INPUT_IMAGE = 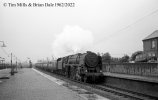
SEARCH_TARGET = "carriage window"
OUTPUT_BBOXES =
[148,53,152,57]
[151,40,156,49]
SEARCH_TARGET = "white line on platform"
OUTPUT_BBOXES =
[32,68,65,85]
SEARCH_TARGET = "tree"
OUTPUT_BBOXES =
[131,51,143,61]
[111,57,120,63]
[102,52,111,63]
[120,54,130,63]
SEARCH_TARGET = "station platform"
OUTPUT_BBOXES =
[0,68,85,100]
[103,72,158,98]
[0,68,109,100]
[103,72,158,83]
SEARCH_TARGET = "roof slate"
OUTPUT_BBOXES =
[143,30,158,41]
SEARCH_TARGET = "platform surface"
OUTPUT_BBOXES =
[0,68,85,100]
[0,68,109,100]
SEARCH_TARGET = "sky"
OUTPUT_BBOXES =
[0,0,158,63]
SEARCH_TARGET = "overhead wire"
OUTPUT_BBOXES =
[96,8,158,45]
[94,8,158,56]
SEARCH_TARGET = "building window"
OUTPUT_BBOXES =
[152,53,156,57]
[151,40,156,49]
[148,53,152,57]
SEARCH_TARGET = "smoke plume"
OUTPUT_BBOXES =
[52,25,94,58]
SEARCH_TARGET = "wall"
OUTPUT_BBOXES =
[102,63,158,76]
[143,39,151,52]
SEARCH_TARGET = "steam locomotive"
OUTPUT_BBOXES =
[35,51,103,83]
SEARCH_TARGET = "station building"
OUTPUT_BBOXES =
[142,30,158,60]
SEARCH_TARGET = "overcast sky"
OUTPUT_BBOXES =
[0,0,158,63]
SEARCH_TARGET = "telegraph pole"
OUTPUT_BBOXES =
[11,53,14,75]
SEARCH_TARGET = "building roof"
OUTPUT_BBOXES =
[143,30,158,41]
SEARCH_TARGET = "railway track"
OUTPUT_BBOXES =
[73,79,158,100]
[36,68,158,100]
[91,84,157,100]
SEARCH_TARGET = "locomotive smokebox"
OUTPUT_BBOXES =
[85,51,99,67]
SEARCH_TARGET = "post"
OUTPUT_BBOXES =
[2,59,4,69]
[1,59,4,69]
[0,60,2,69]
[16,57,17,72]
[29,60,32,68]
[47,57,49,69]
[11,53,14,75]
[4,59,6,69]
